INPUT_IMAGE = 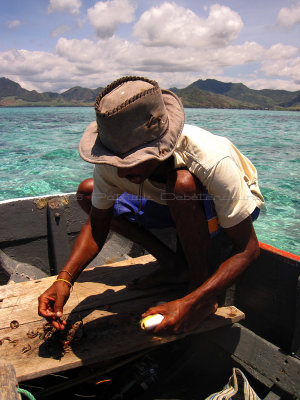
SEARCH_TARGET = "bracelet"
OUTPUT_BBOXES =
[56,278,73,289]
[59,270,73,279]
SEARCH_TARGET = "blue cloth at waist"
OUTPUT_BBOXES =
[113,192,260,232]
[114,193,174,229]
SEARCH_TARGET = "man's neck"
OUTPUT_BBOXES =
[149,156,174,183]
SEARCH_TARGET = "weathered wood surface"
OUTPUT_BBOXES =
[235,247,300,352]
[208,323,300,398]
[0,361,20,400]
[0,255,244,382]
[0,194,87,275]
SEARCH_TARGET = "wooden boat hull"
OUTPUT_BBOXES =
[0,194,299,398]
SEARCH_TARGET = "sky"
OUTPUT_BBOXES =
[0,0,300,93]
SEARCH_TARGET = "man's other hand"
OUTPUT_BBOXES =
[142,297,217,335]
[38,281,70,330]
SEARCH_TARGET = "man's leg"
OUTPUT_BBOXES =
[166,169,212,290]
[161,168,218,328]
[76,179,188,286]
[77,178,94,214]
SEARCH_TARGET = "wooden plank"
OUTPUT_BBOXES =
[0,304,244,382]
[0,255,163,327]
[0,254,155,301]
[0,255,156,314]
[0,256,245,382]
[264,388,285,400]
[208,323,300,397]
[0,361,20,400]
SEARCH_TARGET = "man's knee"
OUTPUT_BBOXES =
[166,169,209,241]
[77,178,94,197]
[167,169,200,200]
[76,178,93,213]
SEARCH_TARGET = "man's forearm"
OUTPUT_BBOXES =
[59,221,104,281]
[184,216,261,306]
[183,243,260,308]
[58,206,113,282]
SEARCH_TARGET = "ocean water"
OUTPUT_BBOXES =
[0,107,299,255]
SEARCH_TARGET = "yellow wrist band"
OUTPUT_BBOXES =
[56,278,73,289]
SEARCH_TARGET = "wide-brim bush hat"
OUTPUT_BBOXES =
[79,76,185,168]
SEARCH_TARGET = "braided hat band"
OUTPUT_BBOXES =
[79,76,185,168]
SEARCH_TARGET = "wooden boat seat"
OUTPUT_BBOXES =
[0,255,244,382]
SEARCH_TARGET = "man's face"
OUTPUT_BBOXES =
[117,159,161,184]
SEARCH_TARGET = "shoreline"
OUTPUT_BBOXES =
[0,105,299,111]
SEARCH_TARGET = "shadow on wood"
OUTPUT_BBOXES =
[0,255,244,382]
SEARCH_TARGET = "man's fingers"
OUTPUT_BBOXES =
[142,306,163,318]
[38,296,54,318]
[152,318,168,334]
[43,314,66,330]
[53,296,65,316]
[142,310,153,318]
[52,319,66,330]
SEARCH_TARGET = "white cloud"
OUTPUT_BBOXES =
[54,36,265,83]
[48,0,82,15]
[257,44,300,86]
[6,20,21,29]
[277,1,300,28]
[243,78,300,91]
[133,2,243,48]
[0,49,77,92]
[1,0,300,94]
[56,37,104,63]
[3,35,298,93]
[87,0,136,39]
[262,57,300,84]
[212,41,264,66]
[51,24,71,38]
[265,43,298,60]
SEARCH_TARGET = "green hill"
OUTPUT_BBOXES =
[0,77,299,110]
[188,79,300,109]
[0,77,104,107]
[170,85,255,109]
[61,86,103,102]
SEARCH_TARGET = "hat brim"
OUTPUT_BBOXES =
[78,90,184,168]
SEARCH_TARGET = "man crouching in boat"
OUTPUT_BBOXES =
[38,76,264,334]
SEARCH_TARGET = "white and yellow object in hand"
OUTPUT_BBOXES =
[140,314,164,330]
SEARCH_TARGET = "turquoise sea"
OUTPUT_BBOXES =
[0,107,299,255]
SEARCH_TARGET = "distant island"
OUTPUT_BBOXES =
[0,77,299,111]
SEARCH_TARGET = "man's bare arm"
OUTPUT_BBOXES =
[38,206,113,329]
[192,215,260,299]
[59,206,114,280]
[143,216,260,333]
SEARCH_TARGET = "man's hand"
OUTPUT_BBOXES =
[142,297,218,335]
[38,281,71,330]
[38,206,113,330]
